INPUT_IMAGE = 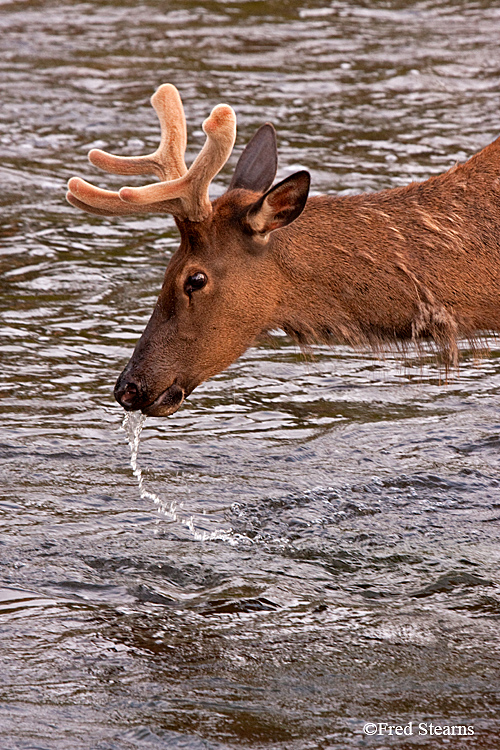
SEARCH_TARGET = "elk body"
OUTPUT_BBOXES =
[67,84,500,417]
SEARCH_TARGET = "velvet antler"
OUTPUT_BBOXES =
[66,84,237,222]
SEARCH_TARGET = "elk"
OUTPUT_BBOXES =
[67,84,500,417]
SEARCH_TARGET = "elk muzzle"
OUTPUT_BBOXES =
[114,370,185,417]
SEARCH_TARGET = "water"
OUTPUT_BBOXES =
[122,412,238,543]
[1,1,500,748]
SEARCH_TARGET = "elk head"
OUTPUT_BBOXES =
[67,84,310,416]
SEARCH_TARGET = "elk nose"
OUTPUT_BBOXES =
[114,379,144,411]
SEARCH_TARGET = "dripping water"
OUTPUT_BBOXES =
[122,412,241,545]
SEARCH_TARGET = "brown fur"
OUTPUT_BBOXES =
[110,132,500,415]
[272,138,500,365]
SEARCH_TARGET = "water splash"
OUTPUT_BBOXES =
[122,412,241,545]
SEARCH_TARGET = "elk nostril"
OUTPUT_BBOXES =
[114,380,141,410]
[121,384,138,404]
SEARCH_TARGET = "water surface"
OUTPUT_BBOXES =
[1,1,500,748]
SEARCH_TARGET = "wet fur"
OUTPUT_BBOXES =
[268,135,500,367]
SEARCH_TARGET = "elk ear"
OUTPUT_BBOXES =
[229,123,278,193]
[246,171,310,237]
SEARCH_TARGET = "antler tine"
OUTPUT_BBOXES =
[118,103,237,222]
[88,84,188,181]
[66,178,132,216]
[66,177,185,216]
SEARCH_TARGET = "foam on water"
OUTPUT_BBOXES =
[122,412,241,545]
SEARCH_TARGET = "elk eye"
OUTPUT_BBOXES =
[184,272,208,296]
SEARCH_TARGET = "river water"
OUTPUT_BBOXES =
[1,1,500,748]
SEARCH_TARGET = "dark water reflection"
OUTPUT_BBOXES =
[1,1,500,748]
